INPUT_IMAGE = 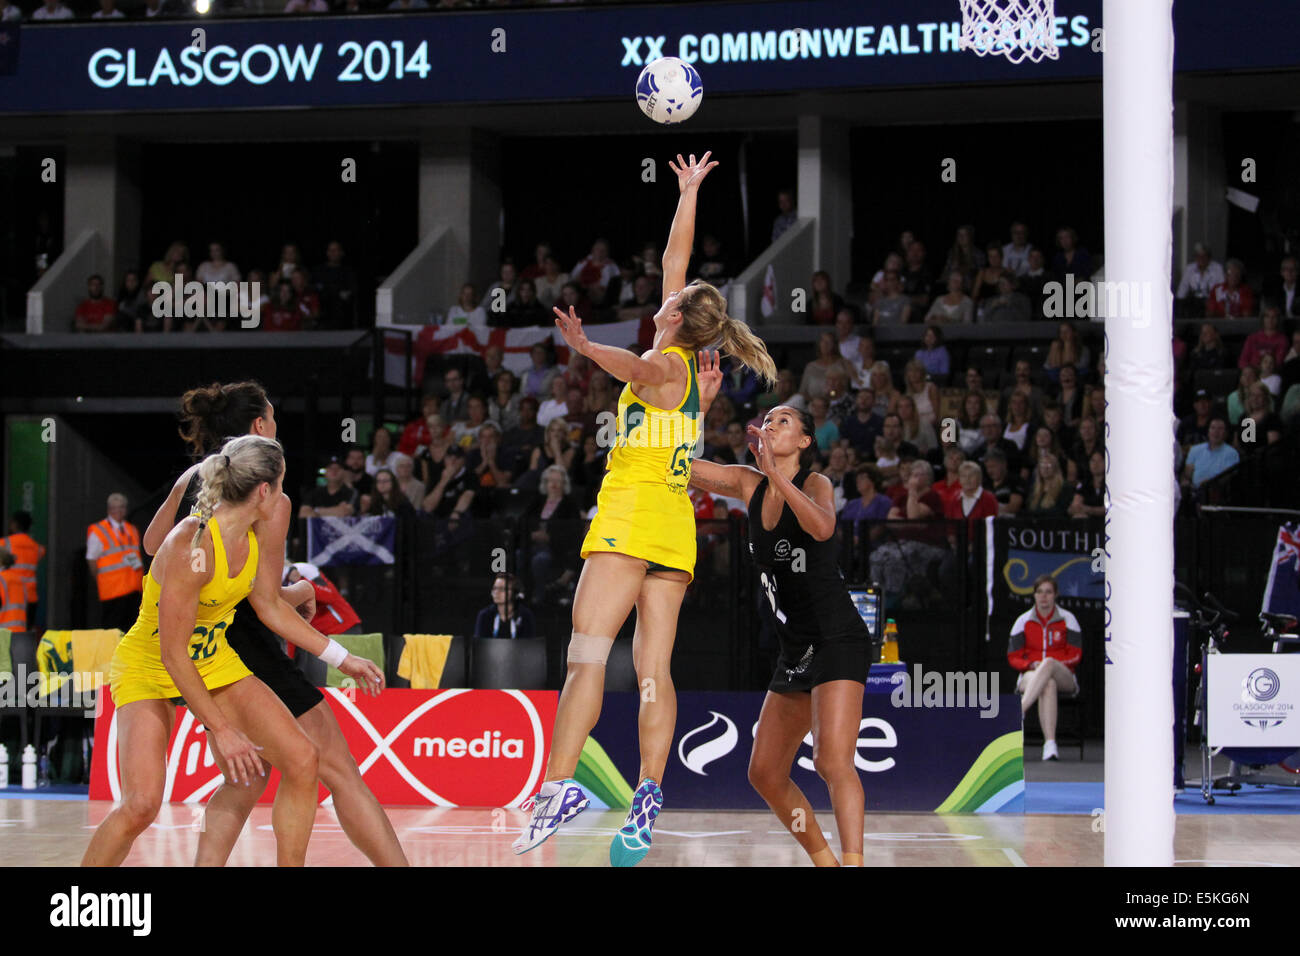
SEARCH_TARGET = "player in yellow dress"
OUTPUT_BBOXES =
[514,151,777,865]
[81,435,383,867]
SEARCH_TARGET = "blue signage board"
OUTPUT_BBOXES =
[0,0,1295,115]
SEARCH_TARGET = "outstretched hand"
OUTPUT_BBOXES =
[747,423,778,477]
[553,305,590,357]
[669,151,719,194]
[697,349,722,409]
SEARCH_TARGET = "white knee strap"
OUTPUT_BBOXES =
[567,632,615,665]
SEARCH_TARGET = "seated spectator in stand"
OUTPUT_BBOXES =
[242,268,270,325]
[520,343,557,401]
[315,240,358,328]
[1044,322,1091,382]
[1281,330,1300,394]
[501,396,543,477]
[719,357,760,417]
[520,243,552,281]
[1052,227,1093,283]
[486,371,522,432]
[840,386,883,457]
[75,274,118,333]
[799,331,855,403]
[840,465,892,523]
[1021,426,1069,484]
[955,391,987,453]
[1259,351,1282,399]
[872,271,913,326]
[522,464,581,593]
[1018,248,1053,319]
[757,367,807,414]
[556,281,593,322]
[700,396,737,456]
[474,574,536,640]
[1239,304,1288,369]
[1009,574,1082,761]
[975,413,1022,474]
[288,268,319,326]
[440,367,471,422]
[972,245,1007,314]
[570,239,619,304]
[413,422,451,489]
[366,426,397,474]
[901,359,940,428]
[808,397,840,453]
[1189,322,1227,374]
[825,369,854,423]
[1068,450,1107,518]
[1176,242,1224,318]
[820,445,851,512]
[1003,391,1036,452]
[1235,383,1281,451]
[263,281,302,331]
[1227,366,1260,426]
[32,0,73,19]
[983,448,1024,515]
[999,360,1046,420]
[1040,401,1075,463]
[298,456,358,518]
[398,394,441,456]
[196,241,240,285]
[1177,389,1215,453]
[1181,416,1238,489]
[1206,259,1256,318]
[484,260,519,315]
[390,454,425,510]
[981,273,1031,324]
[870,252,906,303]
[533,255,567,309]
[1264,255,1299,319]
[341,445,373,497]
[146,241,187,286]
[693,234,732,284]
[563,352,593,394]
[888,459,944,518]
[897,394,937,455]
[617,275,659,322]
[771,188,797,243]
[466,422,512,497]
[117,270,148,332]
[913,326,950,379]
[452,396,490,448]
[1002,221,1035,277]
[0,0,23,20]
[363,467,418,521]
[715,420,755,466]
[1055,364,1084,426]
[422,445,475,518]
[446,283,487,327]
[808,271,844,325]
[1082,383,1106,423]
[537,375,573,428]
[525,417,576,484]
[1024,455,1070,517]
[945,460,999,531]
[926,272,974,325]
[932,446,967,510]
[941,225,985,292]
[834,309,862,361]
[498,276,541,327]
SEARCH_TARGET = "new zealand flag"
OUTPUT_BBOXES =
[306,516,396,567]
[1261,522,1300,619]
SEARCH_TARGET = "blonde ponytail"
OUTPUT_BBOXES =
[674,279,778,387]
[190,434,285,548]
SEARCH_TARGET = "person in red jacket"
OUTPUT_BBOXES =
[1008,573,1082,761]
[943,461,999,534]
[1238,305,1288,369]
[1205,259,1256,318]
[283,562,361,637]
[397,393,441,456]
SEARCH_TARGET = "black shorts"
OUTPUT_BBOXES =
[226,611,325,719]
[768,635,870,694]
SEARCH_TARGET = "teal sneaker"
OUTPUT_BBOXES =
[609,778,662,867]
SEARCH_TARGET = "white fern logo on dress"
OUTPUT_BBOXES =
[677,711,738,775]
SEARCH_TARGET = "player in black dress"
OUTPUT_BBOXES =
[692,353,868,866]
[143,381,408,866]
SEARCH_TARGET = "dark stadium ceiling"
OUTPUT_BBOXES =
[0,71,1295,144]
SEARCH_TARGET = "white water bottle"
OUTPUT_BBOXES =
[0,743,8,788]
[21,744,36,790]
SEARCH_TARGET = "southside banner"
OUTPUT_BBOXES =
[2,0,1295,114]
[89,687,557,807]
[986,516,1104,642]
[582,690,1024,813]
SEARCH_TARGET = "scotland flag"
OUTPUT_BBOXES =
[307,516,396,567]
[1261,522,1300,619]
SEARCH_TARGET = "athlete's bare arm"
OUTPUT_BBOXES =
[143,464,199,556]
[688,459,762,502]
[661,151,718,303]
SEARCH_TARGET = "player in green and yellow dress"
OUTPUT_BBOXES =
[514,151,777,866]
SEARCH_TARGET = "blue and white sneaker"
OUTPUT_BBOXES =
[609,778,662,867]
[512,779,589,855]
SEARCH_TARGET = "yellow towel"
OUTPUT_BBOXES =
[35,630,73,697]
[397,634,453,689]
[72,629,122,692]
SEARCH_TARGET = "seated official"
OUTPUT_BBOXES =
[474,574,536,640]
[1008,574,1082,762]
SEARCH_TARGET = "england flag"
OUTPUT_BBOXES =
[1261,521,1300,619]
[307,516,396,567]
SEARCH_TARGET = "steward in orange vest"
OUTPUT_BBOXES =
[87,494,144,633]
[0,547,28,633]
[1,510,46,624]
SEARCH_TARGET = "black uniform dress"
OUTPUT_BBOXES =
[748,469,871,693]
[178,476,324,717]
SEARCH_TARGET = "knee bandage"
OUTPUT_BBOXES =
[567,632,615,665]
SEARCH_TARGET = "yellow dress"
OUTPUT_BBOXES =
[109,516,258,707]
[581,345,701,580]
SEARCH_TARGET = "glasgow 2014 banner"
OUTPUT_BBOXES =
[986,517,1104,641]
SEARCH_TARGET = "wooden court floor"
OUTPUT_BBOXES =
[3,801,1299,866]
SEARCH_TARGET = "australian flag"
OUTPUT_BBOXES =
[1261,521,1300,618]
[307,515,396,567]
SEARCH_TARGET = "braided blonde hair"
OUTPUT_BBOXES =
[190,434,285,548]
[672,280,777,386]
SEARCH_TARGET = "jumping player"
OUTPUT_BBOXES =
[143,381,407,866]
[688,381,870,867]
[82,436,381,866]
[513,152,777,866]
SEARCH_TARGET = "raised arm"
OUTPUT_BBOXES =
[689,459,762,501]
[662,151,717,301]
[751,425,837,542]
[143,464,200,556]
[554,305,679,388]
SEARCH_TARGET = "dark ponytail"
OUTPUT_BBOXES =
[179,381,270,458]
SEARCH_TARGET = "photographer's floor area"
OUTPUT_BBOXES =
[1,799,1299,867]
